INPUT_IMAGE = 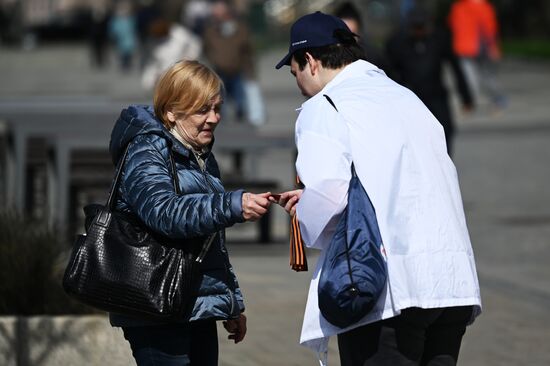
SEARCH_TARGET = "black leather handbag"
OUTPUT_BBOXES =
[62,144,215,320]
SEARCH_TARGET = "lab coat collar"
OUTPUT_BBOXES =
[297,60,381,111]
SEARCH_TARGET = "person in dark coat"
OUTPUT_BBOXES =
[386,6,473,156]
[334,1,388,72]
[89,5,111,68]
[202,0,254,122]
[108,60,271,365]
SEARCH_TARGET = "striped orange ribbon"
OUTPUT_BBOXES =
[290,214,308,271]
[290,175,308,272]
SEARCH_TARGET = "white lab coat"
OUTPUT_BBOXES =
[294,60,481,364]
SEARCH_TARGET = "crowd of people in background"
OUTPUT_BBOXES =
[86,0,506,147]
[88,0,265,126]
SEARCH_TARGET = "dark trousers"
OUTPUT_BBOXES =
[338,306,474,366]
[217,71,246,121]
[122,321,218,366]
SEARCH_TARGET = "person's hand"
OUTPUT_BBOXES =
[223,313,247,344]
[269,189,303,216]
[242,192,271,221]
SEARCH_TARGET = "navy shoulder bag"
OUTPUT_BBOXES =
[317,95,387,328]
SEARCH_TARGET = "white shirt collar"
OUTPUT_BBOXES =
[297,60,381,111]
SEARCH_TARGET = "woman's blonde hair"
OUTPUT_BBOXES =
[154,60,223,129]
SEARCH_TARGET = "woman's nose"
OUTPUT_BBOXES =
[207,108,220,123]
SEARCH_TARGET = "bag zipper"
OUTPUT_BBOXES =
[345,175,359,296]
[345,235,358,296]
[196,234,216,263]
[194,151,238,316]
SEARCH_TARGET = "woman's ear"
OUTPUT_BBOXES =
[166,111,176,123]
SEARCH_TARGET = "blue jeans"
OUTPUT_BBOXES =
[122,321,218,366]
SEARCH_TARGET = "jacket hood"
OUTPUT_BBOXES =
[109,104,188,165]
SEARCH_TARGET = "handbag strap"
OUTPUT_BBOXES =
[168,152,181,194]
[105,140,216,262]
[106,142,181,210]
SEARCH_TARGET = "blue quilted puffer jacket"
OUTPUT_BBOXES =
[108,105,245,327]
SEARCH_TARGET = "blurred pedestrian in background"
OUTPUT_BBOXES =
[89,2,111,69]
[135,0,160,69]
[141,18,201,90]
[109,0,137,72]
[0,3,9,44]
[334,1,388,71]
[182,0,212,36]
[448,0,507,111]
[386,6,473,156]
[400,0,417,21]
[202,0,255,123]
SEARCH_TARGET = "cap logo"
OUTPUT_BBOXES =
[291,40,308,46]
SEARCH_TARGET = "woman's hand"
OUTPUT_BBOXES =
[269,189,303,216]
[242,192,271,221]
[223,313,247,344]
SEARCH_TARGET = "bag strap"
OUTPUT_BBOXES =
[106,144,131,210]
[323,94,338,112]
[168,152,181,194]
[323,93,358,291]
[323,94,356,178]
[106,142,180,210]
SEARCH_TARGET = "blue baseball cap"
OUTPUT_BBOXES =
[275,11,353,69]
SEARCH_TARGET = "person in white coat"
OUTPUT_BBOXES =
[141,19,202,90]
[273,11,481,366]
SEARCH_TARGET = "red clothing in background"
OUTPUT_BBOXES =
[448,0,500,60]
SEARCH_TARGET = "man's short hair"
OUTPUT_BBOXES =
[292,35,365,71]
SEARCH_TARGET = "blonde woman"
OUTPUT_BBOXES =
[108,60,270,365]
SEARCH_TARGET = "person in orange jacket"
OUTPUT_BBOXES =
[448,0,507,109]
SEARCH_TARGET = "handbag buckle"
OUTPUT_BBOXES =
[96,210,111,227]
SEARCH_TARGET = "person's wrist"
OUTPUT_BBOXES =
[241,192,250,213]
[230,190,246,222]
